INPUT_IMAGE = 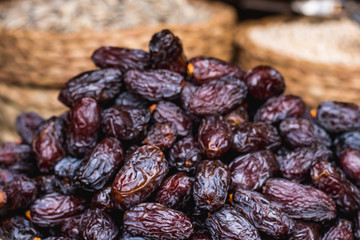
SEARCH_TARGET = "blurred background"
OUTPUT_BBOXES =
[0,0,359,142]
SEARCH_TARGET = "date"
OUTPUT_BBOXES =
[322,219,354,240]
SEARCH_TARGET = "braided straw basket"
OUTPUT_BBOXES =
[0,0,237,142]
[235,16,360,107]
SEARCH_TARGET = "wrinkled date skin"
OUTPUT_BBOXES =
[180,81,198,114]
[198,116,233,159]
[315,101,360,133]
[0,216,40,240]
[155,172,193,210]
[224,105,249,130]
[263,178,336,222]
[168,136,202,173]
[60,215,82,239]
[0,142,33,166]
[115,91,148,109]
[229,150,278,191]
[54,156,81,194]
[58,68,123,107]
[193,160,230,212]
[279,144,332,182]
[189,76,247,116]
[334,130,360,156]
[311,159,360,213]
[254,95,306,123]
[289,221,321,240]
[187,56,245,84]
[66,97,101,158]
[232,121,281,154]
[15,112,44,145]
[102,105,150,141]
[4,176,37,210]
[149,29,187,75]
[123,202,194,240]
[322,219,354,240]
[76,137,124,192]
[206,204,261,240]
[30,192,85,227]
[152,101,192,136]
[244,65,285,101]
[81,209,119,240]
[91,186,115,212]
[124,69,184,101]
[232,189,294,239]
[339,148,360,186]
[111,145,168,211]
[32,117,66,173]
[92,46,151,70]
[142,123,178,150]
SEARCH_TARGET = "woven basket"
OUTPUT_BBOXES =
[0,0,237,142]
[235,16,360,107]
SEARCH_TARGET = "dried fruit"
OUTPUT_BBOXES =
[322,219,354,240]
[0,142,33,166]
[15,112,44,145]
[339,147,360,186]
[289,221,321,240]
[4,176,37,210]
[81,209,119,240]
[142,123,178,150]
[224,105,249,130]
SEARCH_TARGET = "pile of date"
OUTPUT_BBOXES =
[1,29,360,240]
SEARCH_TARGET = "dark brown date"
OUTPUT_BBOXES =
[58,68,123,107]
[339,147,360,186]
[289,221,321,240]
[334,130,360,156]
[81,209,119,240]
[32,117,66,173]
[168,136,202,173]
[244,65,285,101]
[315,101,360,133]
[224,105,249,130]
[322,219,354,240]
[0,168,19,186]
[189,76,247,116]
[91,186,115,212]
[254,95,306,123]
[0,216,40,240]
[232,189,294,239]
[30,192,85,227]
[188,231,212,240]
[123,202,193,240]
[180,81,198,114]
[229,150,278,191]
[54,156,81,194]
[311,159,360,213]
[91,46,150,70]
[111,145,168,211]
[0,142,32,166]
[4,176,37,210]
[76,137,124,192]
[155,172,193,210]
[124,69,184,101]
[198,116,233,159]
[142,123,177,150]
[279,144,333,182]
[60,215,82,239]
[193,160,230,211]
[15,112,44,145]
[66,97,101,158]
[102,105,150,141]
[232,121,281,154]
[35,175,56,195]
[149,29,187,75]
[206,204,261,240]
[187,56,245,84]
[115,91,148,109]
[152,101,192,136]
[263,178,336,222]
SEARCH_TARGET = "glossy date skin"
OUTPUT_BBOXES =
[124,69,184,101]
[187,56,245,84]
[206,204,261,240]
[232,121,281,154]
[155,172,193,210]
[244,65,285,101]
[58,68,123,107]
[54,156,81,194]
[91,46,151,71]
[232,189,294,239]
[4,176,37,211]
[0,142,33,166]
[339,148,360,186]
[30,192,85,227]
[224,105,249,130]
[334,130,360,156]
[123,202,193,240]
[189,76,247,116]
[168,136,202,173]
[152,101,192,136]
[81,209,119,240]
[229,150,278,191]
[111,145,168,211]
[198,116,233,159]
[311,159,360,213]
[322,219,354,240]
[15,112,44,145]
[66,97,101,158]
[115,91,148,109]
[76,137,124,192]
[142,123,178,150]
[263,178,337,222]
[193,160,230,212]
[32,117,66,173]
[254,95,306,123]
[91,186,115,212]
[289,221,321,240]
[0,216,40,240]
[315,101,360,133]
